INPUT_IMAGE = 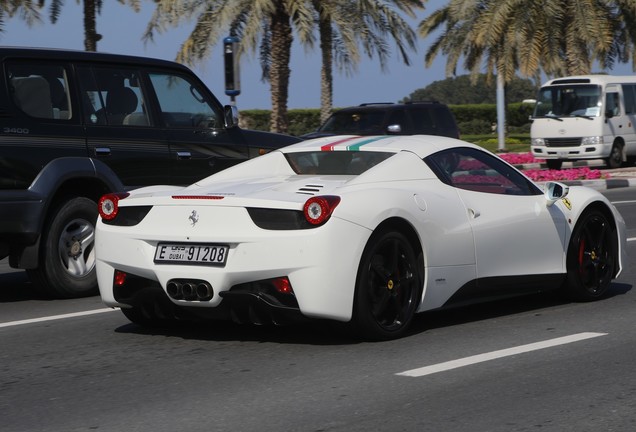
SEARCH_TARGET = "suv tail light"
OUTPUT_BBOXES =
[98,193,129,221]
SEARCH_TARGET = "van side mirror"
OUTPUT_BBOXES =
[544,181,569,206]
[224,105,239,128]
[605,110,614,119]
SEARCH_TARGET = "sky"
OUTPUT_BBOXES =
[2,1,635,111]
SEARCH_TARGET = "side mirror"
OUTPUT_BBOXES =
[605,110,614,119]
[224,105,239,128]
[387,124,402,134]
[544,181,569,206]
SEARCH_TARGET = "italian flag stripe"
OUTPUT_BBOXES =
[321,136,389,151]
[346,136,388,150]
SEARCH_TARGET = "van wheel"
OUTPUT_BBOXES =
[27,197,98,298]
[546,159,562,170]
[606,143,623,169]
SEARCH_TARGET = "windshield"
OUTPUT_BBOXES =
[285,151,394,175]
[318,110,387,134]
[533,84,602,118]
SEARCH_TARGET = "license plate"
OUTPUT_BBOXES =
[154,244,229,266]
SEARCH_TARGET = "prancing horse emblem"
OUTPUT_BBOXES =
[189,210,199,227]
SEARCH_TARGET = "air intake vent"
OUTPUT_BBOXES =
[296,184,324,195]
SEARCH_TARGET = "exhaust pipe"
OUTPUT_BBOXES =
[166,281,182,299]
[166,279,214,301]
[196,282,214,301]
[181,282,196,300]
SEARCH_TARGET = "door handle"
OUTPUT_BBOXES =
[176,151,192,159]
[95,147,111,156]
[468,208,480,219]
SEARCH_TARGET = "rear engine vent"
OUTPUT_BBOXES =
[296,184,324,195]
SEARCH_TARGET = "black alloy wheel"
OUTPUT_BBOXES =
[353,230,421,340]
[564,210,616,301]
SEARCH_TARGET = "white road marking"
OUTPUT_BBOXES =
[0,308,117,329]
[396,332,607,377]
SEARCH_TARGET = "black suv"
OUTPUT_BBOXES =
[0,47,300,298]
[302,101,460,139]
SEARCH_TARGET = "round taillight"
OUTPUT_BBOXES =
[98,193,129,221]
[303,196,341,226]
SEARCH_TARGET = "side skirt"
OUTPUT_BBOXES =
[442,274,566,309]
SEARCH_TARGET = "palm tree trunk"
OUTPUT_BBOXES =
[319,17,333,124]
[269,3,292,133]
[83,0,100,52]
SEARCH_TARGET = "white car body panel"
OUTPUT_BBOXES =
[95,135,627,331]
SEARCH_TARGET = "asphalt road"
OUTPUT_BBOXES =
[1,187,636,432]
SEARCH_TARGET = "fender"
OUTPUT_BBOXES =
[5,157,125,269]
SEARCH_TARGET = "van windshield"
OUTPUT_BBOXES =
[533,84,602,118]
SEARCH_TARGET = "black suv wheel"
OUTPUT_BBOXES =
[27,197,98,298]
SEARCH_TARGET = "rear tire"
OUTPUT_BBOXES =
[27,197,98,298]
[546,159,563,170]
[562,210,616,301]
[352,230,422,340]
[606,143,623,169]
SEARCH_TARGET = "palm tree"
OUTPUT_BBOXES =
[0,1,45,29]
[43,0,141,52]
[144,0,315,134]
[419,0,636,149]
[311,0,423,123]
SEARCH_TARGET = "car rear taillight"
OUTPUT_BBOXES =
[303,195,341,226]
[98,193,129,221]
[272,277,293,295]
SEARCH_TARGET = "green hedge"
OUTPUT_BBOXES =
[239,109,322,137]
[239,102,534,137]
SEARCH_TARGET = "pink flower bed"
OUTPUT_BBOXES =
[522,167,607,181]
[497,152,543,165]
[496,152,608,181]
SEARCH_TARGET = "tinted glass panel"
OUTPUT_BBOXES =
[78,67,149,126]
[318,110,387,134]
[149,73,221,128]
[285,151,393,175]
[534,84,601,117]
[8,62,72,120]
[623,84,636,114]
[426,147,541,196]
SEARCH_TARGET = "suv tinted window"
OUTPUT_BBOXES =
[149,72,222,129]
[409,106,455,135]
[320,109,386,135]
[304,102,459,139]
[77,67,149,126]
[8,62,72,120]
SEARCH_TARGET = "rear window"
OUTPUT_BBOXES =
[285,151,393,175]
[318,111,387,134]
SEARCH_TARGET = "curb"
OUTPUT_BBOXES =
[558,177,636,191]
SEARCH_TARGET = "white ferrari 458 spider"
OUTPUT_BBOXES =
[96,135,627,340]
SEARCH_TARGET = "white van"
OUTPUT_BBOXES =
[530,75,636,169]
